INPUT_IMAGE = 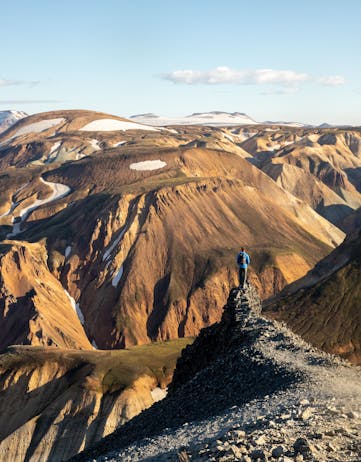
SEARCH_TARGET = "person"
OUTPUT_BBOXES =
[236,247,250,290]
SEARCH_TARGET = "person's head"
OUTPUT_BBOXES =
[241,247,245,252]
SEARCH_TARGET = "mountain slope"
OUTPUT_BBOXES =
[263,229,361,364]
[0,339,190,462]
[71,286,361,462]
[0,241,91,350]
[238,127,361,228]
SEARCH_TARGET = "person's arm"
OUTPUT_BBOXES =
[247,254,250,265]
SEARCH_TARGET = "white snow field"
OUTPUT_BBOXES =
[44,141,62,163]
[11,118,65,138]
[90,138,101,150]
[64,290,85,325]
[112,266,124,287]
[129,160,167,171]
[79,118,159,132]
[7,177,71,237]
[65,246,72,258]
[130,112,258,127]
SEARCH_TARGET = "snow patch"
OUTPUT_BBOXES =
[223,134,234,142]
[90,138,101,151]
[151,387,168,402]
[12,118,65,138]
[64,290,85,325]
[112,266,124,287]
[44,141,62,163]
[7,177,71,237]
[79,119,159,132]
[65,246,72,258]
[130,160,167,171]
[113,141,127,147]
[103,227,126,261]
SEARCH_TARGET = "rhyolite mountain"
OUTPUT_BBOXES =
[264,228,361,364]
[0,109,360,462]
[0,338,191,462]
[0,109,346,351]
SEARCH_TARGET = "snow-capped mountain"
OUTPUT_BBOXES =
[262,120,308,127]
[130,111,258,126]
[0,110,28,133]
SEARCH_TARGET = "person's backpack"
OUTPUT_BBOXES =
[237,252,247,266]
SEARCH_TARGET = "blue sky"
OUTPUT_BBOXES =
[1,0,361,124]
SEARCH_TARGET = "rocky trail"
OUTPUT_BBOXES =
[71,285,361,462]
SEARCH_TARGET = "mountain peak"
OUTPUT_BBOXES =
[0,110,28,133]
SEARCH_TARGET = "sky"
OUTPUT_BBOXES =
[1,0,361,125]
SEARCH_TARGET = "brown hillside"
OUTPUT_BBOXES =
[0,339,190,462]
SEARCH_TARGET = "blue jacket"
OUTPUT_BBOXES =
[237,251,250,269]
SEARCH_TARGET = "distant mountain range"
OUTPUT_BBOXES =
[130,111,308,127]
[0,110,28,133]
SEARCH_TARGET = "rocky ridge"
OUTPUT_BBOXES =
[71,286,361,461]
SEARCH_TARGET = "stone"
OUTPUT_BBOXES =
[327,442,338,452]
[271,445,284,458]
[254,435,267,445]
[242,456,252,462]
[250,448,267,460]
[326,406,339,415]
[347,411,359,419]
[299,407,314,420]
[233,430,247,440]
[293,437,314,456]
[177,450,190,462]
[230,444,245,459]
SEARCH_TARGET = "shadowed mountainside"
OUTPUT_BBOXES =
[263,229,361,364]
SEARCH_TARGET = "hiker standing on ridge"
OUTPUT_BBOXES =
[237,247,250,290]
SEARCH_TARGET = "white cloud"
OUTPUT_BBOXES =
[0,78,39,87]
[162,67,346,91]
[162,66,310,86]
[260,87,301,95]
[0,99,62,104]
[318,75,345,86]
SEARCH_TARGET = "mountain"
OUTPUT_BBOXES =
[0,338,190,462]
[0,110,27,133]
[1,109,360,461]
[263,228,361,364]
[262,120,308,127]
[71,286,361,462]
[236,126,361,228]
[0,110,345,352]
[130,111,258,126]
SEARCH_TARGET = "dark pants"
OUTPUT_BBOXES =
[238,267,247,289]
